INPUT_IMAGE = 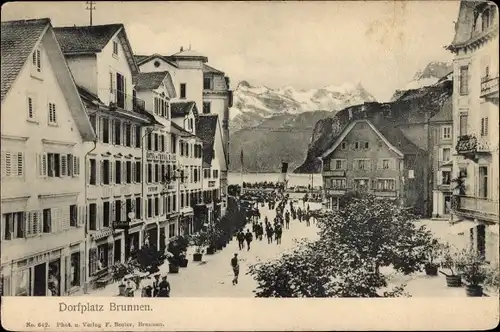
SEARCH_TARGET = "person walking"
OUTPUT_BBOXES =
[158,275,171,297]
[245,230,253,251]
[266,225,274,244]
[237,231,245,250]
[231,253,240,285]
[306,212,311,226]
[285,211,290,229]
[275,224,282,245]
[152,274,160,297]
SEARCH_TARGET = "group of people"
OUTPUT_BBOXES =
[142,274,171,297]
[242,181,285,190]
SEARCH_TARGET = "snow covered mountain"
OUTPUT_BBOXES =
[391,61,453,101]
[229,81,377,131]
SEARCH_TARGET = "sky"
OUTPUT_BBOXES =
[2,1,460,102]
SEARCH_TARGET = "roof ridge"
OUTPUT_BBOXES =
[54,23,123,29]
[1,18,50,26]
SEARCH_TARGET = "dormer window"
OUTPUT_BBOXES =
[112,41,119,57]
[180,83,187,99]
[203,77,213,90]
[32,48,42,72]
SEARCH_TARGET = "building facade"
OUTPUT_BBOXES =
[429,98,454,218]
[54,23,159,290]
[320,118,427,213]
[1,19,95,296]
[447,1,499,263]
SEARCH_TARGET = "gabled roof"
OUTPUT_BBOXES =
[170,101,198,118]
[203,64,225,75]
[134,53,178,68]
[171,49,207,62]
[171,121,195,137]
[320,119,421,160]
[1,18,96,141]
[195,114,218,166]
[1,18,50,101]
[54,24,139,72]
[132,71,176,98]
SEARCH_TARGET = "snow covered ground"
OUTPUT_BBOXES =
[85,203,467,298]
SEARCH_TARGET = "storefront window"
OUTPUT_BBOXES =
[15,269,30,296]
[48,260,60,296]
[97,244,108,270]
[70,252,80,287]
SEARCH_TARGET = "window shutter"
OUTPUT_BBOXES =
[89,248,97,276]
[121,200,126,222]
[111,201,116,224]
[97,204,102,230]
[99,117,104,142]
[26,212,33,237]
[60,155,67,177]
[16,152,24,176]
[74,156,80,176]
[110,160,114,184]
[11,153,18,177]
[110,120,115,145]
[5,152,11,177]
[20,212,27,238]
[65,255,70,295]
[100,161,104,184]
[36,49,41,71]
[352,161,357,171]
[122,161,126,183]
[131,162,136,183]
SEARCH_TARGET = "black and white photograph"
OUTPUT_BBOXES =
[0,0,498,329]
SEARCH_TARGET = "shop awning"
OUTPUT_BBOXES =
[449,220,477,235]
[488,224,499,235]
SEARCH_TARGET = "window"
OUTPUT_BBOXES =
[114,120,121,145]
[135,197,141,219]
[32,48,41,72]
[441,171,451,185]
[47,153,60,178]
[103,202,110,228]
[213,169,219,178]
[155,164,159,183]
[89,159,97,185]
[1,151,24,178]
[203,77,213,90]
[148,198,153,218]
[70,252,80,287]
[330,159,346,170]
[2,212,25,240]
[126,161,132,183]
[133,161,140,183]
[441,148,451,162]
[147,133,152,151]
[155,197,160,216]
[331,178,346,189]
[171,135,177,153]
[354,159,370,171]
[27,96,36,120]
[442,126,452,139]
[43,209,51,233]
[147,163,152,183]
[481,117,489,137]
[381,159,393,170]
[459,112,468,136]
[88,203,97,231]
[101,117,110,143]
[189,119,193,131]
[340,142,347,150]
[459,66,469,95]
[124,123,132,146]
[115,200,122,223]
[203,102,211,114]
[364,142,369,149]
[69,205,78,227]
[353,142,359,150]
[353,179,369,190]
[376,179,396,191]
[172,195,177,212]
[479,166,488,198]
[48,103,57,124]
[115,160,121,184]
[135,126,141,148]
[102,159,110,185]
[169,223,176,238]
[112,41,119,56]
[180,83,186,99]
[154,134,158,151]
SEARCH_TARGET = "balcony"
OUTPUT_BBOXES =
[109,90,143,112]
[456,135,492,162]
[455,195,499,223]
[208,181,216,188]
[323,170,346,177]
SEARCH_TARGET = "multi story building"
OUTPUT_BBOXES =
[135,50,231,216]
[1,18,95,296]
[132,71,181,249]
[447,1,499,263]
[53,23,158,290]
[319,117,427,213]
[429,98,454,218]
[197,114,225,220]
[170,102,205,232]
[202,64,232,207]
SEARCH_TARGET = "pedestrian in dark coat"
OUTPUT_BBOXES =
[158,276,171,297]
[237,231,245,250]
[285,211,290,229]
[275,225,282,244]
[266,226,274,244]
[245,230,253,251]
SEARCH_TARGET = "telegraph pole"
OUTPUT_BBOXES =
[86,1,96,26]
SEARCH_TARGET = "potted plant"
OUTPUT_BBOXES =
[190,231,208,262]
[424,239,446,276]
[439,245,462,287]
[118,279,127,296]
[168,235,190,268]
[456,248,487,297]
[178,252,188,268]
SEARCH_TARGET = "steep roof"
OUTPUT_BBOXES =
[54,24,139,72]
[203,64,225,75]
[195,114,218,166]
[170,101,198,118]
[1,18,50,101]
[171,121,195,137]
[132,71,176,98]
[429,97,452,123]
[372,121,422,155]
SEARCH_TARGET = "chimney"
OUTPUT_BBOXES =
[180,46,184,52]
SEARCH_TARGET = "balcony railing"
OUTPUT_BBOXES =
[323,170,346,177]
[109,90,145,112]
[455,195,499,222]
[456,135,492,160]
[480,74,499,98]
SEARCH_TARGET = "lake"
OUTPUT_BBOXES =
[228,172,323,187]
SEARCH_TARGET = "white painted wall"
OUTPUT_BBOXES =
[65,55,97,94]
[1,32,86,263]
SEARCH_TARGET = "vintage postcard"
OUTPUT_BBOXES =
[0,0,499,330]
